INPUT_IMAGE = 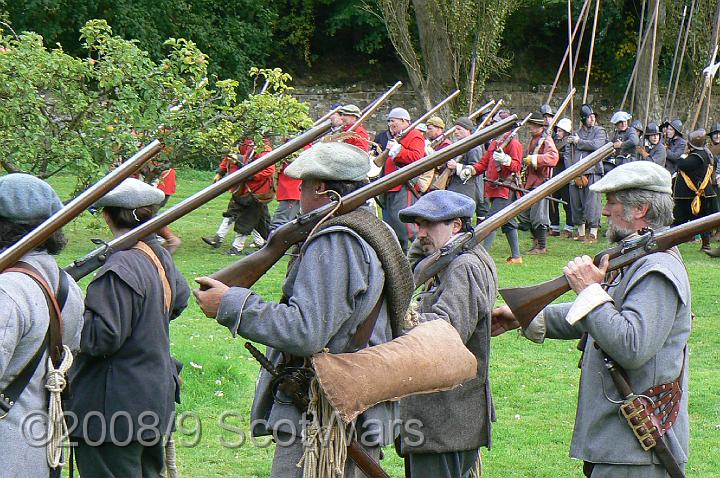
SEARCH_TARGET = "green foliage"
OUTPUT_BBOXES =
[0,20,310,188]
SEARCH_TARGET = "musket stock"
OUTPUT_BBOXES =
[501,209,720,328]
[0,140,162,272]
[412,142,614,286]
[209,116,520,287]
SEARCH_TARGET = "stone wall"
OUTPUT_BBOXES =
[294,82,718,140]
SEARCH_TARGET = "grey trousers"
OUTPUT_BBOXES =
[270,200,300,232]
[406,449,480,478]
[270,434,381,478]
[382,186,417,254]
[569,174,603,228]
[587,462,685,478]
[519,198,550,229]
[74,440,164,478]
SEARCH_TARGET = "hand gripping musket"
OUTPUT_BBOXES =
[209,115,519,287]
[372,90,461,168]
[244,343,391,478]
[64,120,334,281]
[500,209,720,329]
[429,99,496,149]
[413,142,613,286]
[0,141,162,273]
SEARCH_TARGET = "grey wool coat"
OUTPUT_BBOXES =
[67,237,190,444]
[566,124,608,175]
[400,243,498,454]
[527,249,691,469]
[216,225,397,446]
[0,251,84,478]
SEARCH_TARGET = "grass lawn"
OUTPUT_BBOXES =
[48,169,720,477]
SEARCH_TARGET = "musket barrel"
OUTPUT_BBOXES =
[65,121,334,280]
[347,81,402,133]
[210,115,520,288]
[0,140,163,272]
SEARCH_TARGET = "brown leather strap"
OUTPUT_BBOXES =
[6,262,64,366]
[344,294,384,353]
[132,242,172,314]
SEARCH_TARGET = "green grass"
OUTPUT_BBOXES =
[47,170,720,477]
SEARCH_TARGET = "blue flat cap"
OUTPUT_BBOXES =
[399,190,475,223]
[0,173,63,224]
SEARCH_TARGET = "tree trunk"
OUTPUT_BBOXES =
[412,0,456,106]
[633,0,665,126]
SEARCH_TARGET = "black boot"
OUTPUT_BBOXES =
[529,227,548,255]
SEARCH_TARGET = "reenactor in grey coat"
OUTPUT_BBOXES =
[493,161,691,477]
[195,142,411,478]
[399,190,498,478]
[445,116,488,220]
[663,119,687,174]
[565,104,608,243]
[638,122,667,168]
[0,174,84,478]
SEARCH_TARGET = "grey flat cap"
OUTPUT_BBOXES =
[454,116,474,131]
[590,161,672,195]
[95,178,165,209]
[399,190,475,223]
[0,173,63,224]
[338,104,362,118]
[387,107,411,122]
[285,142,370,182]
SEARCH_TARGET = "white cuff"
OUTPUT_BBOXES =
[522,311,546,343]
[531,154,538,168]
[564,282,613,325]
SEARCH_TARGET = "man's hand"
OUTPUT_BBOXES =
[446,159,458,170]
[613,140,623,149]
[563,254,609,293]
[387,140,402,158]
[212,173,222,183]
[193,277,230,318]
[567,134,579,145]
[493,150,512,166]
[491,305,521,337]
[523,154,537,167]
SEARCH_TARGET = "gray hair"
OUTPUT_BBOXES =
[615,189,674,229]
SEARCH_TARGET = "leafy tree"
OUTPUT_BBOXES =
[0,20,311,190]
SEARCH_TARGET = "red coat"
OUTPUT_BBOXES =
[523,134,559,189]
[220,140,275,196]
[384,129,426,192]
[276,161,301,201]
[473,136,522,199]
[156,168,176,195]
[434,137,452,150]
[343,123,370,152]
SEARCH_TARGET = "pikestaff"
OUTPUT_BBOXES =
[620,3,660,111]
[630,0,647,115]
[662,5,688,118]
[643,0,660,127]
[669,0,696,119]
[582,0,601,104]
[546,0,593,102]
[689,44,720,130]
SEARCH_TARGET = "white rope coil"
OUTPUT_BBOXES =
[299,378,349,478]
[45,345,73,469]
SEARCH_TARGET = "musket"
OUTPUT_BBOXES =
[64,121,334,281]
[209,115,519,287]
[478,99,505,129]
[498,113,532,151]
[373,90,461,167]
[534,88,576,155]
[483,178,567,205]
[244,342,390,478]
[500,209,720,329]
[430,99,496,149]
[0,141,162,272]
[312,105,341,127]
[412,142,614,286]
[347,81,403,133]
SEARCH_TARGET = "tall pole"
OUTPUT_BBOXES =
[568,0,575,129]
[546,0,593,102]
[643,0,659,127]
[630,0,647,115]
[620,5,659,110]
[669,0,695,119]
[572,3,591,80]
[663,5,688,118]
[583,0,602,104]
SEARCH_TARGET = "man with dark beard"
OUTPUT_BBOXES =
[492,161,691,477]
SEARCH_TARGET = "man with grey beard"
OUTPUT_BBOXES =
[492,161,691,478]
